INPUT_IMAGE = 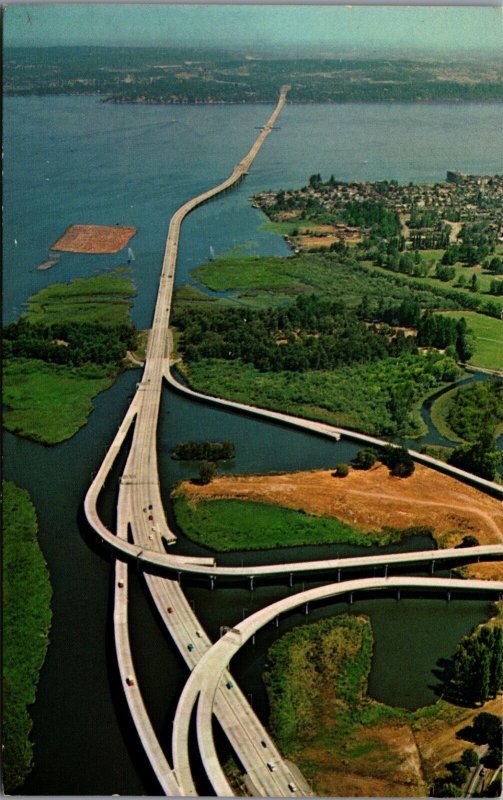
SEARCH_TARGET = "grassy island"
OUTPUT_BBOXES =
[3,270,138,445]
[264,613,502,797]
[2,480,52,793]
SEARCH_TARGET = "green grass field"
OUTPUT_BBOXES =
[192,254,465,314]
[4,271,137,445]
[23,269,135,325]
[3,359,114,444]
[172,494,430,551]
[2,481,52,793]
[439,311,503,371]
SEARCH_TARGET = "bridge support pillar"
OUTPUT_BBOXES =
[447,591,451,602]
[305,603,309,616]
[431,560,435,574]
[337,568,341,583]
[275,616,279,628]
[252,634,256,646]
[349,592,353,605]
[177,571,182,584]
[289,573,293,588]
[210,575,215,591]
[397,590,401,601]
[249,576,254,592]
[384,564,388,579]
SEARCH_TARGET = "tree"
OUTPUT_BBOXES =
[352,449,377,470]
[460,749,479,768]
[198,461,216,485]
[334,463,350,478]
[431,779,463,797]
[472,713,502,746]
[446,762,469,787]
[456,535,479,548]
[470,274,480,293]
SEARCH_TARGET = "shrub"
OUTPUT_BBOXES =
[352,448,377,470]
[198,460,216,485]
[334,463,350,478]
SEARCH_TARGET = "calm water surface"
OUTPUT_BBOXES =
[3,96,503,795]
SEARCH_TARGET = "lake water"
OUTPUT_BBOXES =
[3,96,502,795]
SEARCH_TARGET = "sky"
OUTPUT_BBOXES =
[4,4,503,55]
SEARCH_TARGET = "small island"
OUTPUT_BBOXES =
[171,440,235,461]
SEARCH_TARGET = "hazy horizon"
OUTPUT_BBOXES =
[4,4,503,57]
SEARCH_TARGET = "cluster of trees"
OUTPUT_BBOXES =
[173,294,420,374]
[448,432,502,481]
[432,713,503,797]
[344,200,401,240]
[410,225,451,251]
[367,298,474,362]
[430,750,477,798]
[441,223,496,267]
[345,446,415,478]
[366,254,502,318]
[448,625,502,706]
[3,319,136,369]
[172,440,235,461]
[446,380,503,442]
[380,445,415,477]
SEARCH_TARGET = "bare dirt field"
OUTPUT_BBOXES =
[182,464,503,579]
[52,224,136,253]
[304,717,426,797]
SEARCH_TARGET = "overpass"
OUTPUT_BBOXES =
[173,576,503,796]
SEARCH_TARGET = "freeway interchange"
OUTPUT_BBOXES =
[84,87,503,796]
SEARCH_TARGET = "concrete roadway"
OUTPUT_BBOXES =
[173,576,503,797]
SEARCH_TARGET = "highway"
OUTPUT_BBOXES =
[86,87,313,797]
[82,84,503,797]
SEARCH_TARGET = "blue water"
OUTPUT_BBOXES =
[4,95,503,795]
[4,97,503,327]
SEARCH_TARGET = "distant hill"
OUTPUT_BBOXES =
[5,46,503,103]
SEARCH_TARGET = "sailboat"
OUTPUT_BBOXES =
[209,245,215,261]
[127,247,135,262]
[14,239,18,247]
